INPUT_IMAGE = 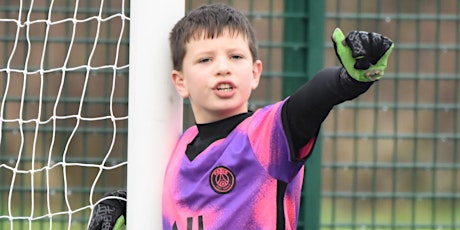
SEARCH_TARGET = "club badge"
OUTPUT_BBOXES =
[209,166,236,194]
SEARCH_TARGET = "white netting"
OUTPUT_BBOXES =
[0,0,129,229]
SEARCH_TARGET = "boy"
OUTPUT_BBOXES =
[89,3,393,230]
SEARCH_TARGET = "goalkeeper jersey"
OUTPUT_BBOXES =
[162,100,315,230]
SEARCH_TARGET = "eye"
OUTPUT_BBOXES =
[231,55,243,60]
[198,58,211,63]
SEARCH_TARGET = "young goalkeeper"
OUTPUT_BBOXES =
[89,3,393,230]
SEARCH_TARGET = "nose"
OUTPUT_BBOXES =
[215,57,231,76]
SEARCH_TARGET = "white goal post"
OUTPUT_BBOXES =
[128,0,184,229]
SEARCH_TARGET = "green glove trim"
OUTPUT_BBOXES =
[113,215,126,230]
[332,28,394,82]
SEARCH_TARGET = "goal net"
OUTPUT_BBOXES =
[0,0,129,229]
[0,0,184,228]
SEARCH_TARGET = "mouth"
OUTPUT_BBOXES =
[216,83,234,92]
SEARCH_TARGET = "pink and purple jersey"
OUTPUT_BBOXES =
[162,101,315,230]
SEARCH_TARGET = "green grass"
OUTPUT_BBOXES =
[1,221,87,230]
[1,204,91,230]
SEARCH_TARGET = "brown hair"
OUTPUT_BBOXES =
[169,3,258,71]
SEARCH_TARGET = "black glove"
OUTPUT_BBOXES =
[88,190,127,230]
[332,28,394,82]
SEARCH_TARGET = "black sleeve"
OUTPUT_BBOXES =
[281,66,373,160]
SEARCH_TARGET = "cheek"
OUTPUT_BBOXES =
[187,73,204,86]
[184,76,205,96]
[242,75,257,95]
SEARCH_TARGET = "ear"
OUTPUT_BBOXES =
[171,70,189,98]
[251,60,263,90]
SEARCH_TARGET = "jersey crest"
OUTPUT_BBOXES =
[209,166,235,194]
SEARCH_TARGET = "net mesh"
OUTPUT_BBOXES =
[0,0,129,229]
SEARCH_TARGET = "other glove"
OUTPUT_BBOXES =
[88,190,127,230]
[332,28,394,82]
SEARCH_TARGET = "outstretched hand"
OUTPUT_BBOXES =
[332,28,394,82]
[88,190,127,230]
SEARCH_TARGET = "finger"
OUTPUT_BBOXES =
[331,27,346,48]
[345,30,369,59]
[369,33,393,65]
[331,27,351,67]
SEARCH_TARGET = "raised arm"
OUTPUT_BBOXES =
[282,28,394,159]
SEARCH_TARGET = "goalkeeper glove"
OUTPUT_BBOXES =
[88,190,127,230]
[332,28,394,82]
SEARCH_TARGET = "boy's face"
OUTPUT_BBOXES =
[171,29,262,124]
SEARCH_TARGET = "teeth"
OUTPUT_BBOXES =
[217,83,232,91]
